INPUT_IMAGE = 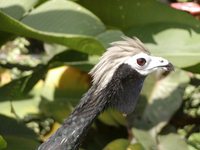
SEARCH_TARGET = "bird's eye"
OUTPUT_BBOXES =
[137,58,146,66]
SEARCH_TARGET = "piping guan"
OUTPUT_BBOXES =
[38,36,174,150]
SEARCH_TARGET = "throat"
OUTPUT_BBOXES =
[105,64,146,114]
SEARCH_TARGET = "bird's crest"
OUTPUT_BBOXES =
[90,36,150,90]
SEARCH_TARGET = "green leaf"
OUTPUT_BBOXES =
[102,138,146,150]
[0,97,41,118]
[79,0,200,69]
[158,134,188,150]
[0,115,37,138]
[132,128,157,150]
[0,0,39,19]
[0,68,45,118]
[21,65,47,94]
[96,30,124,48]
[103,139,130,150]
[0,65,47,101]
[0,0,105,55]
[0,31,14,46]
[128,143,145,150]
[0,135,7,150]
[21,0,105,36]
[40,66,90,121]
[0,76,29,101]
[183,62,200,74]
[131,70,190,150]
[48,50,88,64]
[132,129,188,150]
[129,25,200,69]
[188,133,200,150]
[0,115,39,150]
[140,70,190,134]
[98,109,127,127]
[4,136,39,150]
[79,0,200,29]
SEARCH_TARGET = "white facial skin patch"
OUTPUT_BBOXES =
[124,52,170,76]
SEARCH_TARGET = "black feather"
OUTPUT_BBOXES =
[38,63,146,150]
[104,63,146,113]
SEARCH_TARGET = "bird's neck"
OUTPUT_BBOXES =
[104,63,146,113]
[61,86,107,149]
[38,86,107,150]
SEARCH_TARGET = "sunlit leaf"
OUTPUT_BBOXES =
[132,129,188,150]
[0,97,41,118]
[158,134,188,150]
[0,80,43,118]
[136,70,190,135]
[103,139,144,150]
[128,143,145,150]
[98,109,127,127]
[188,133,200,150]
[0,65,47,101]
[40,66,90,121]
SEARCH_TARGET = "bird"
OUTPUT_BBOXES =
[38,36,174,150]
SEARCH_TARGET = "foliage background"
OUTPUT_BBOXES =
[0,0,200,150]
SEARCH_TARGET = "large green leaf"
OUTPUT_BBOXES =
[79,0,200,70]
[132,70,190,150]
[21,0,105,36]
[96,30,124,48]
[79,0,200,29]
[128,25,200,70]
[138,70,190,134]
[0,0,39,19]
[0,0,105,55]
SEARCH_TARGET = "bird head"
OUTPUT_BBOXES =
[89,36,174,113]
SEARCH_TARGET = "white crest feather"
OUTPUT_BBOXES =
[89,36,150,91]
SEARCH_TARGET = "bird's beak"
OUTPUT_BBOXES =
[149,56,174,72]
[162,62,174,71]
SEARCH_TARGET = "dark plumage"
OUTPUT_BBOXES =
[38,37,173,150]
